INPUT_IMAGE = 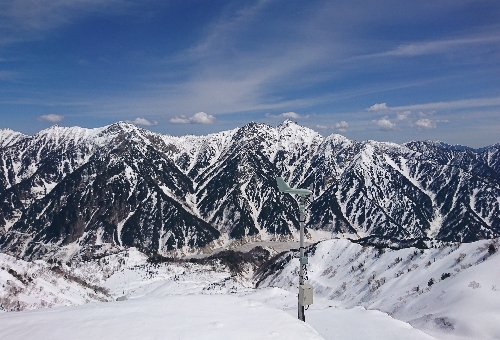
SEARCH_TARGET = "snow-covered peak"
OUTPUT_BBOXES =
[274,121,322,151]
[277,119,319,137]
[33,124,105,146]
[276,119,298,129]
[104,121,142,132]
[94,121,165,149]
[0,128,27,148]
[235,121,274,138]
[100,121,148,137]
[323,133,352,146]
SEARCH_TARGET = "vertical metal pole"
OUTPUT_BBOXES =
[298,194,305,321]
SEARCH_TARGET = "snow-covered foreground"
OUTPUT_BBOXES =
[1,238,499,339]
[0,287,432,340]
[0,295,323,340]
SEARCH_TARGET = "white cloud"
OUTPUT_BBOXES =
[414,119,436,129]
[397,111,411,120]
[315,124,328,130]
[38,114,64,123]
[169,115,191,124]
[266,112,309,119]
[335,121,348,132]
[281,111,302,119]
[190,112,216,124]
[127,117,157,126]
[170,112,216,124]
[373,117,396,131]
[372,35,500,58]
[367,103,388,112]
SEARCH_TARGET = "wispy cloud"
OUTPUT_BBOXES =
[38,114,64,123]
[156,1,338,118]
[385,97,500,112]
[0,0,137,44]
[170,112,216,124]
[186,0,272,58]
[126,117,157,126]
[373,117,396,131]
[360,35,500,58]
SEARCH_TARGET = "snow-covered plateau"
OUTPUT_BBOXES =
[1,237,499,340]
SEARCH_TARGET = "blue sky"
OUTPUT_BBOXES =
[0,0,499,147]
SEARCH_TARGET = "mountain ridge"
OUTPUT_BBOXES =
[0,120,499,260]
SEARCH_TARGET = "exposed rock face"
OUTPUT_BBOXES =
[0,121,499,259]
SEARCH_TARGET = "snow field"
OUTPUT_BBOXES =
[0,295,323,340]
[1,238,499,339]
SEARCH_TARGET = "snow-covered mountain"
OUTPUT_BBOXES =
[0,121,499,260]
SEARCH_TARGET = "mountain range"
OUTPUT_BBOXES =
[0,120,499,260]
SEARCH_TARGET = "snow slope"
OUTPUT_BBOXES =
[0,247,433,340]
[1,238,499,339]
[258,238,500,340]
[242,287,435,339]
[0,253,110,312]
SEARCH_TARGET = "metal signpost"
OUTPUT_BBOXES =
[276,177,313,321]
